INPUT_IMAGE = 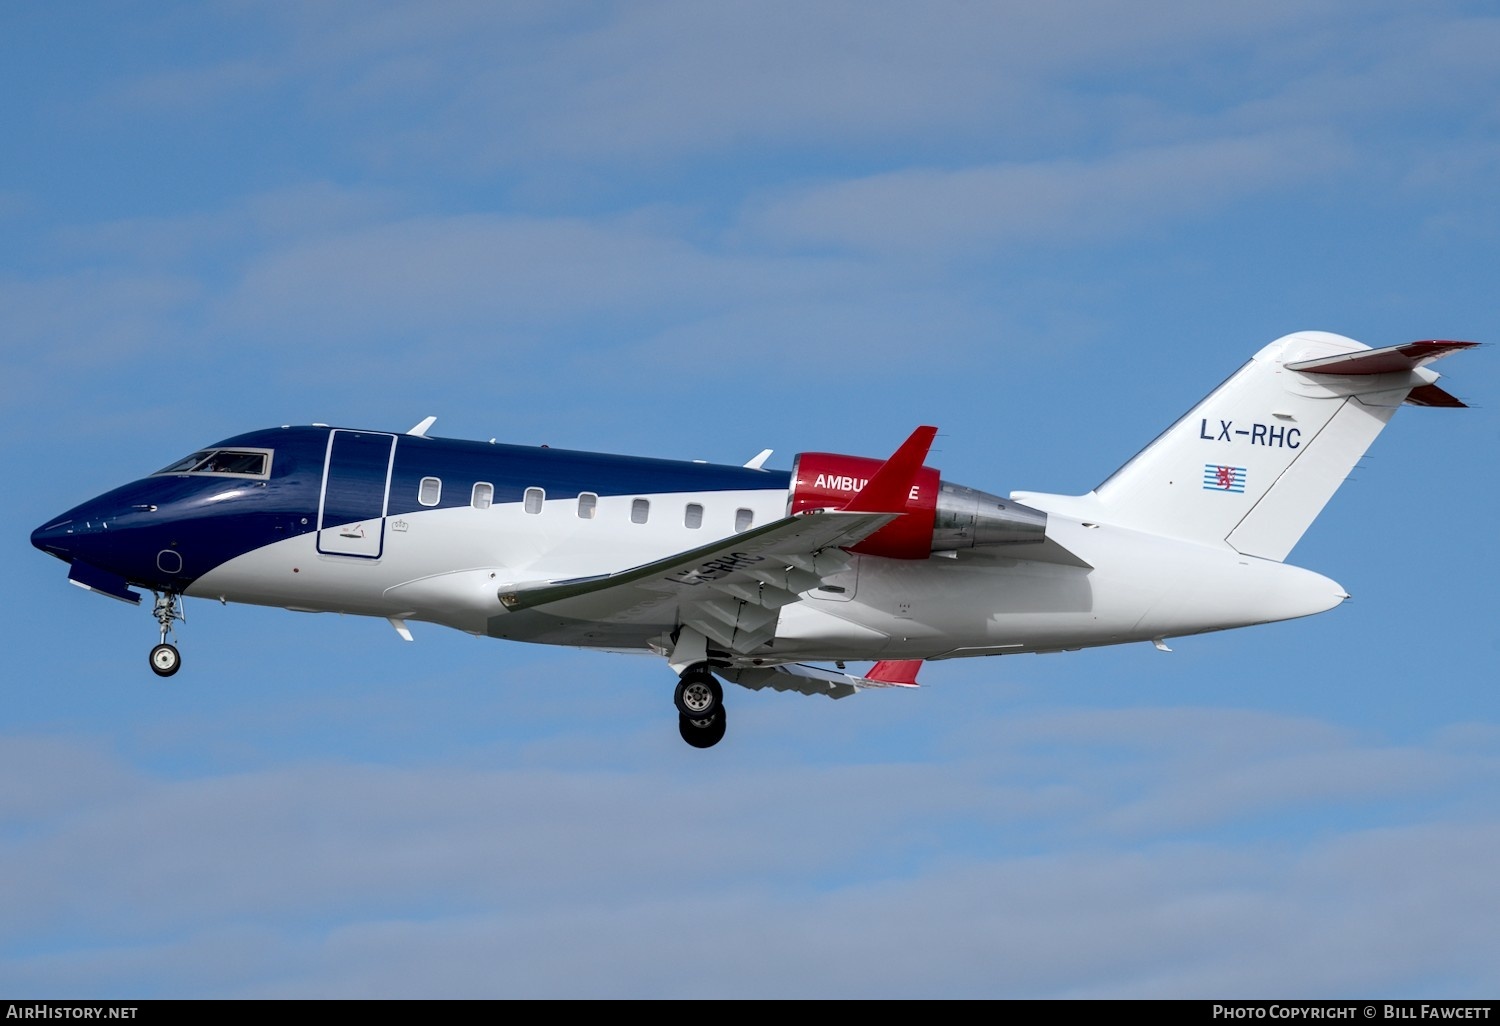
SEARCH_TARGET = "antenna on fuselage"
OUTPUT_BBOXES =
[407,416,437,437]
[743,448,774,470]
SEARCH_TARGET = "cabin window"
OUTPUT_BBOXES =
[524,487,544,514]
[154,448,272,480]
[418,477,442,506]
[472,482,493,509]
[577,492,598,519]
[735,508,754,532]
[684,503,703,529]
[631,498,650,524]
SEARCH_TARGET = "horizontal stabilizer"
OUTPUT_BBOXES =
[1404,383,1468,408]
[1285,340,1478,375]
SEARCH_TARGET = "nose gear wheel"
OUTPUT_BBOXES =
[150,643,180,676]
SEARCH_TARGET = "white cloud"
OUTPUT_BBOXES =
[376,0,1362,165]
[2,705,1496,996]
[83,1,1386,170]
[218,212,861,343]
[0,271,201,374]
[109,59,282,113]
[1225,13,1500,137]
[745,132,1354,256]
[0,737,145,823]
[54,182,405,265]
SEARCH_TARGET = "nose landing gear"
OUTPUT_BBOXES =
[149,592,185,677]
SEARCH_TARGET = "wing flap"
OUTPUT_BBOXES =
[721,660,924,699]
[715,578,801,609]
[496,509,895,630]
[745,565,826,594]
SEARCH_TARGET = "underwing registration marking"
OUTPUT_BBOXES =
[668,551,766,586]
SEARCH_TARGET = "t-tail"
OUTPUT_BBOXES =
[1018,332,1478,562]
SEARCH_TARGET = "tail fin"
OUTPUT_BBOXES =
[1058,332,1475,561]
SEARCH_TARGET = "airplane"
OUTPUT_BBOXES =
[30,331,1477,748]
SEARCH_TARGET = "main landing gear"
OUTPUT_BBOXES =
[674,663,726,749]
[149,592,185,677]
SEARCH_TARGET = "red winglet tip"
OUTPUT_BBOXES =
[867,659,922,686]
[843,426,938,513]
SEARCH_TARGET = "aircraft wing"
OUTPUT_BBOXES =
[497,508,897,654]
[722,659,922,700]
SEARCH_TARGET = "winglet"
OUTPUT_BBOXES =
[864,659,922,687]
[843,426,938,513]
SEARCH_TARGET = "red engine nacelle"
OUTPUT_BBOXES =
[788,452,940,559]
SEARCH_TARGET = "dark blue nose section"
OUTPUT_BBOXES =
[31,517,77,560]
[33,508,119,574]
[34,513,143,604]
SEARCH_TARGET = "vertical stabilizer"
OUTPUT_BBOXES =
[1076,332,1474,561]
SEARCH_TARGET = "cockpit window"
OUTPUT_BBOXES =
[154,448,272,479]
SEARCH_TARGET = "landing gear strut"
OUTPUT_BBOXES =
[674,664,726,748]
[149,592,185,677]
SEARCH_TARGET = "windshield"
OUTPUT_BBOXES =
[154,448,273,479]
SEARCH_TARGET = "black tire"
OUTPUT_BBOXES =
[149,643,181,677]
[678,707,726,748]
[673,667,723,718]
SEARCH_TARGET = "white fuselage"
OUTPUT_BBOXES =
[188,486,1347,665]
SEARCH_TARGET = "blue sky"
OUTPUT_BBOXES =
[3,1,1498,999]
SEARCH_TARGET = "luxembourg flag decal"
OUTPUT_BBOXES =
[1204,464,1246,492]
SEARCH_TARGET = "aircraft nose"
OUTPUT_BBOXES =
[31,517,77,560]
